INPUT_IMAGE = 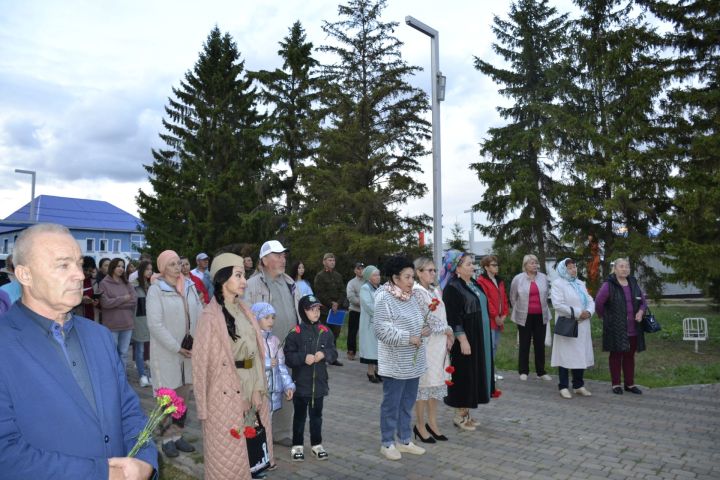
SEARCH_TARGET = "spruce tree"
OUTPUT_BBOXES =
[555,0,669,287]
[472,0,569,271]
[251,21,321,221]
[288,0,430,270]
[137,27,271,257]
[640,0,720,300]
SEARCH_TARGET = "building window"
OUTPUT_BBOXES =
[112,239,121,253]
[2,239,7,254]
[99,239,108,252]
[86,238,95,252]
[130,234,145,251]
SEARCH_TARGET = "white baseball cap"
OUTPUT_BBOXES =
[259,240,288,259]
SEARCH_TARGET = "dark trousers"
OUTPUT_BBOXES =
[347,310,360,353]
[558,367,585,390]
[518,313,547,376]
[292,396,323,447]
[321,312,342,343]
[609,335,638,386]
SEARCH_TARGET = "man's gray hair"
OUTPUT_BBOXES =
[14,223,72,266]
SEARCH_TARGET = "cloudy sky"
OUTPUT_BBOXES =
[0,0,576,242]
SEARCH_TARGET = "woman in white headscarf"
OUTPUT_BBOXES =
[550,258,595,399]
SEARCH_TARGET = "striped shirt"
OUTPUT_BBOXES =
[373,288,426,379]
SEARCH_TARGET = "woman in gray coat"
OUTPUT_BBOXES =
[509,254,552,381]
[358,265,381,382]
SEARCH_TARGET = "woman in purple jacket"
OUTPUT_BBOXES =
[99,258,137,370]
[595,257,647,395]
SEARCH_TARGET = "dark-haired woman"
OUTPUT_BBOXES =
[132,260,153,388]
[290,261,314,297]
[375,256,428,461]
[147,250,203,458]
[193,253,272,480]
[99,257,137,370]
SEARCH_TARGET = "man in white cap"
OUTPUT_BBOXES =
[191,252,213,297]
[245,239,302,447]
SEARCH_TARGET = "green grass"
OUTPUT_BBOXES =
[334,306,720,388]
[492,306,720,388]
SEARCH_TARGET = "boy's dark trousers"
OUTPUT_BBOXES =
[292,396,323,446]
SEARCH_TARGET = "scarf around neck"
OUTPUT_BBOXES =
[383,281,412,302]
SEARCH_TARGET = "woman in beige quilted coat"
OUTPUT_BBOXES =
[193,253,274,480]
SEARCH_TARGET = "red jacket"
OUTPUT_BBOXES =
[476,273,509,331]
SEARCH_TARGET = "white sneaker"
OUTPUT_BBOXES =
[396,441,425,455]
[539,374,553,381]
[495,374,504,381]
[519,374,528,381]
[559,388,572,399]
[291,446,304,461]
[311,444,328,460]
[380,444,401,460]
[139,375,150,388]
[574,387,592,396]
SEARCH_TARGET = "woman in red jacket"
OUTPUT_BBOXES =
[476,255,509,380]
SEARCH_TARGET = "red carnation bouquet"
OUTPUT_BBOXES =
[128,388,186,457]
[230,405,261,440]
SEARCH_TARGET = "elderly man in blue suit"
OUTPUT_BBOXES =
[0,223,157,479]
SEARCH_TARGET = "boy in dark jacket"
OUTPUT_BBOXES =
[283,294,338,462]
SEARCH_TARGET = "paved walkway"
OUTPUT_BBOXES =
[133,359,720,480]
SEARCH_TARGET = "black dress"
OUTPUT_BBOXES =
[443,276,495,408]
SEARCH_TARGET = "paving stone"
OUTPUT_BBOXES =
[127,365,720,479]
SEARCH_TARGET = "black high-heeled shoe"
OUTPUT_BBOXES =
[425,423,448,441]
[367,373,380,383]
[413,425,436,444]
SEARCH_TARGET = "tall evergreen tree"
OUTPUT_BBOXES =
[640,0,720,300]
[137,27,271,257]
[251,21,321,220]
[472,0,568,271]
[554,0,669,287]
[288,0,430,269]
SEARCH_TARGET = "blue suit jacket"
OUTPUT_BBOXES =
[0,303,158,479]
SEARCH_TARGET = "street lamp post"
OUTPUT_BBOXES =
[464,209,475,253]
[406,15,445,269]
[15,169,36,222]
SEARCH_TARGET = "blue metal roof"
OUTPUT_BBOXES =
[2,195,143,232]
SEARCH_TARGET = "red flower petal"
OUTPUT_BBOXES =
[294,325,301,333]
[445,380,454,386]
[445,365,455,374]
[492,389,502,398]
[230,428,241,439]
[244,426,257,439]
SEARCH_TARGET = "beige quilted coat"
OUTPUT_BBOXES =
[193,298,274,480]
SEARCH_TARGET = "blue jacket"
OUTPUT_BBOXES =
[0,303,158,479]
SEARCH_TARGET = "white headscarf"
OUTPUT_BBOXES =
[557,258,589,310]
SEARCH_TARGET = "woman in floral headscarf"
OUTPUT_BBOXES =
[441,250,494,432]
[550,258,595,399]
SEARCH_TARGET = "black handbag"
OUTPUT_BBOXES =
[642,308,661,333]
[181,333,194,350]
[554,307,578,338]
[247,416,270,474]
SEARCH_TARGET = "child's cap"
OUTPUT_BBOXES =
[299,294,322,311]
[251,302,276,320]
